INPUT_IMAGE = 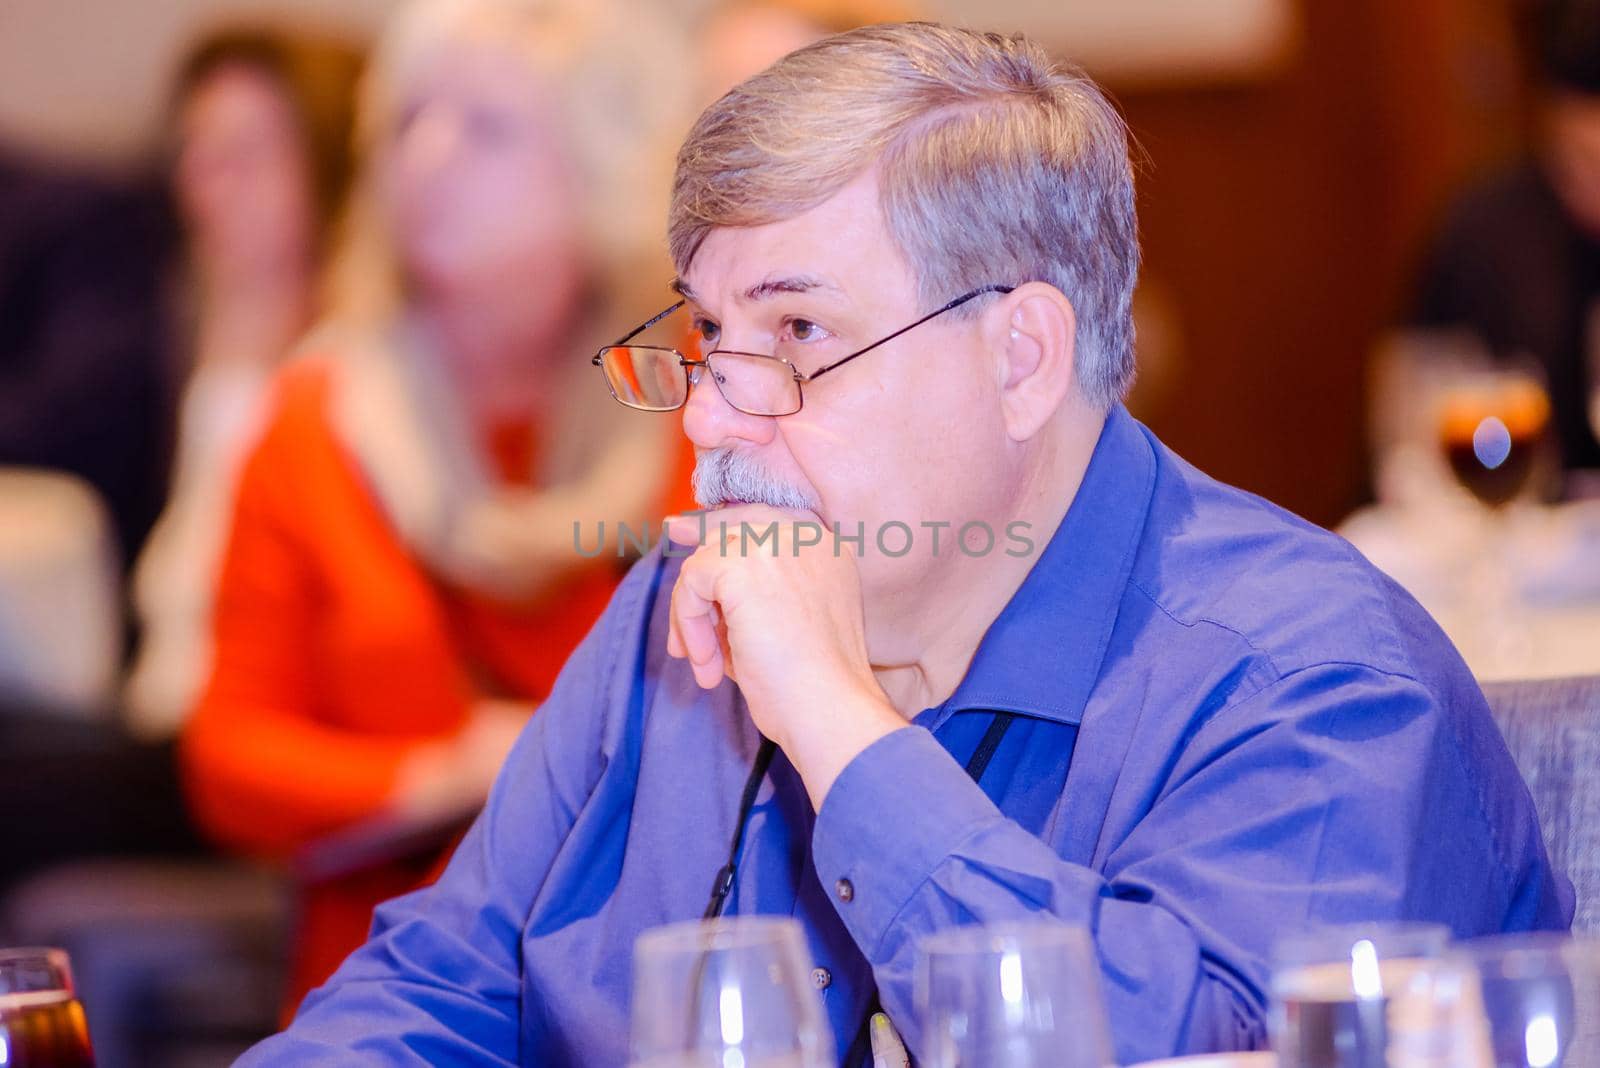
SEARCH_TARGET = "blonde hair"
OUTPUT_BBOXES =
[331,0,690,326]
[670,21,1139,407]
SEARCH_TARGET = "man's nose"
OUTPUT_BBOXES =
[681,362,777,451]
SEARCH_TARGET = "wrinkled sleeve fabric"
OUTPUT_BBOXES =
[812,662,1571,1065]
[235,560,651,1066]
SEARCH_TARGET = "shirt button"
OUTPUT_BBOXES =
[811,967,832,990]
[835,878,855,903]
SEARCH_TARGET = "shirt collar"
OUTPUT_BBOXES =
[939,404,1157,726]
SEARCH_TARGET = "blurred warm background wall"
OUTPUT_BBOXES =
[0,0,1539,525]
[1111,0,1530,525]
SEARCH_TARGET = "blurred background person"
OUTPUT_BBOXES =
[178,0,692,1011]
[1,23,365,1068]
[1343,0,1600,685]
[1,18,363,889]
[696,0,919,103]
[126,24,364,740]
[1408,0,1600,489]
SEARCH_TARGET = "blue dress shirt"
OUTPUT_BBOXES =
[241,405,1572,1066]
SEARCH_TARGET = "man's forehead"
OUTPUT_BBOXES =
[675,169,903,308]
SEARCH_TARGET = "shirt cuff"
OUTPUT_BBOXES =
[811,725,1003,960]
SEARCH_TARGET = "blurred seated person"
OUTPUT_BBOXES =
[243,23,1569,1066]
[127,24,364,739]
[179,0,691,1010]
[3,23,361,861]
[1410,0,1600,486]
[2,28,362,1066]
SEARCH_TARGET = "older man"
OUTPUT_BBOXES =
[243,21,1570,1067]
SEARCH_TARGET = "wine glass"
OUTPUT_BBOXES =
[1269,922,1451,1068]
[1452,934,1600,1068]
[0,946,96,1067]
[915,921,1114,1068]
[1436,366,1552,511]
[1384,954,1495,1068]
[1430,356,1554,676]
[629,917,834,1068]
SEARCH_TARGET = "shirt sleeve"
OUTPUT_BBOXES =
[810,662,1571,1064]
[235,555,656,1066]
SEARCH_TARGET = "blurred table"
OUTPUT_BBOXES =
[1341,497,1600,681]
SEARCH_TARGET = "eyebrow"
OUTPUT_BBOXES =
[669,274,843,307]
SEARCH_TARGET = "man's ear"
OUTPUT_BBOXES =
[986,282,1077,442]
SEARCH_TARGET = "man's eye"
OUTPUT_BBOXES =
[694,319,720,343]
[788,318,822,341]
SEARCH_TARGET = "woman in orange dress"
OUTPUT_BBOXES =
[180,0,694,1011]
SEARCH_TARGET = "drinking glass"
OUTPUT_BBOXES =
[0,947,96,1067]
[1384,954,1495,1068]
[915,921,1114,1068]
[1436,366,1552,510]
[1454,934,1600,1068]
[1426,351,1554,675]
[630,917,834,1068]
[1269,922,1451,1068]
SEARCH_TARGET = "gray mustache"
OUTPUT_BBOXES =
[691,449,815,511]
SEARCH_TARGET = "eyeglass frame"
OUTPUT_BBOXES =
[591,283,1016,416]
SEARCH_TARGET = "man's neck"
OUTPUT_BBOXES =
[868,406,1107,718]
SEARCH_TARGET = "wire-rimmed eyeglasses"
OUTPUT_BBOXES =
[591,284,1015,417]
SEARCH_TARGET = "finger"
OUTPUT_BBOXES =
[666,604,685,659]
[664,513,707,549]
[715,605,738,685]
[665,560,692,661]
[672,555,727,687]
[679,598,722,670]
[668,569,711,664]
[666,567,688,661]
[692,644,725,689]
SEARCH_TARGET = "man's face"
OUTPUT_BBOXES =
[678,171,1023,622]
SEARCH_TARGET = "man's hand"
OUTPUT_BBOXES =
[663,506,906,807]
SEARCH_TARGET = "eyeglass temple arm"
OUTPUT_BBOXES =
[598,299,689,358]
[804,284,1015,382]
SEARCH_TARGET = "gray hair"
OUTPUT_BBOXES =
[669,21,1140,408]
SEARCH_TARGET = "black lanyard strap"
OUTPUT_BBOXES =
[703,736,779,920]
[963,708,1017,785]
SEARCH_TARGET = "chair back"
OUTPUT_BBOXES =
[1483,675,1600,933]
